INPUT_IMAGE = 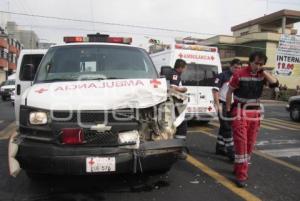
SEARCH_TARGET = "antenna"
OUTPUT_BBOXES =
[265,0,269,15]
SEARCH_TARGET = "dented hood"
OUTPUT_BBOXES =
[24,78,167,110]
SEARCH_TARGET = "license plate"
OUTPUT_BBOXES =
[86,157,116,173]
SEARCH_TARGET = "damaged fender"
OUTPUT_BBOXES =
[8,132,21,177]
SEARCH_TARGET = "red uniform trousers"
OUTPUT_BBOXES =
[231,107,261,181]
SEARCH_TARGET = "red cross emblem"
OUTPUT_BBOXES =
[208,106,212,111]
[35,88,48,94]
[178,53,183,58]
[88,158,95,166]
[150,79,161,88]
[210,56,215,60]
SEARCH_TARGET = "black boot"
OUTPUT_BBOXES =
[215,144,226,156]
[235,179,248,188]
[227,148,235,162]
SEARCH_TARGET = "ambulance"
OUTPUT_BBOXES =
[14,49,47,125]
[150,39,222,122]
[8,34,186,178]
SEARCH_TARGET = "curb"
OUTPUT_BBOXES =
[260,100,287,104]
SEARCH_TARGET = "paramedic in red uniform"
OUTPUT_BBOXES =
[226,51,278,188]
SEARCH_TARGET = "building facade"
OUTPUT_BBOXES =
[6,21,39,49]
[0,30,22,83]
[201,9,300,88]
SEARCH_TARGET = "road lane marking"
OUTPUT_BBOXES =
[186,155,262,201]
[259,123,280,130]
[188,129,300,173]
[253,150,300,172]
[263,119,300,128]
[210,121,279,131]
[259,148,300,158]
[0,120,4,124]
[188,129,216,138]
[261,121,298,131]
[0,122,16,140]
[188,127,213,132]
[264,118,300,129]
[208,122,220,127]
[256,140,299,146]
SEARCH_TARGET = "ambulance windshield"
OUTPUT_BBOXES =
[35,45,157,83]
[181,63,218,86]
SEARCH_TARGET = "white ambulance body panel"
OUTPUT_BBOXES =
[14,49,47,125]
[151,45,222,121]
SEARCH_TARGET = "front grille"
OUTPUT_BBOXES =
[52,110,139,146]
[52,110,136,123]
[84,130,118,146]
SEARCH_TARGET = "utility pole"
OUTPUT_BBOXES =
[282,16,286,34]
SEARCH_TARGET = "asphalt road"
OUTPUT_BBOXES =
[0,100,299,201]
[0,99,15,131]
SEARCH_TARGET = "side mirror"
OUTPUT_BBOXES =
[22,64,35,81]
[160,66,172,77]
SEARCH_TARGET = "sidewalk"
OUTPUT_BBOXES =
[260,99,287,104]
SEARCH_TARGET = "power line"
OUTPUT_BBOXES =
[269,0,300,6]
[3,10,290,43]
[0,10,218,36]
[15,24,271,50]
[16,23,280,47]
[15,24,183,38]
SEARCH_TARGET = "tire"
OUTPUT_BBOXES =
[26,171,49,181]
[146,167,171,176]
[290,105,300,122]
[1,96,7,101]
[199,120,209,124]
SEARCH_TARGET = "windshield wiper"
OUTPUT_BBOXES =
[81,77,124,80]
[43,78,77,83]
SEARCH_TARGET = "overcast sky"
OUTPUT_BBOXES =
[1,0,300,48]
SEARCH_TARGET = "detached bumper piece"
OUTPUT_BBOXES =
[16,138,185,175]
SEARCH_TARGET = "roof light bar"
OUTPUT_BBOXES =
[63,33,132,44]
[107,37,132,44]
[63,36,88,43]
[175,44,217,52]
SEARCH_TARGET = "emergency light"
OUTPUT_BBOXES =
[63,36,88,43]
[175,44,217,52]
[61,128,84,144]
[63,33,132,44]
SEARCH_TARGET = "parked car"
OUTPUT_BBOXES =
[0,79,15,101]
[286,95,300,122]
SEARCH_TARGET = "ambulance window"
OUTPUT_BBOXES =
[181,64,218,86]
[35,45,158,83]
[80,61,97,72]
[20,54,44,81]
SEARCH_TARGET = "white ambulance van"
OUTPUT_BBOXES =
[150,40,222,122]
[14,49,47,126]
[8,34,186,178]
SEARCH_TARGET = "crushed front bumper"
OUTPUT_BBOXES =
[15,138,185,175]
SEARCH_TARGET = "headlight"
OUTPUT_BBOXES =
[29,112,48,125]
[118,130,139,144]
